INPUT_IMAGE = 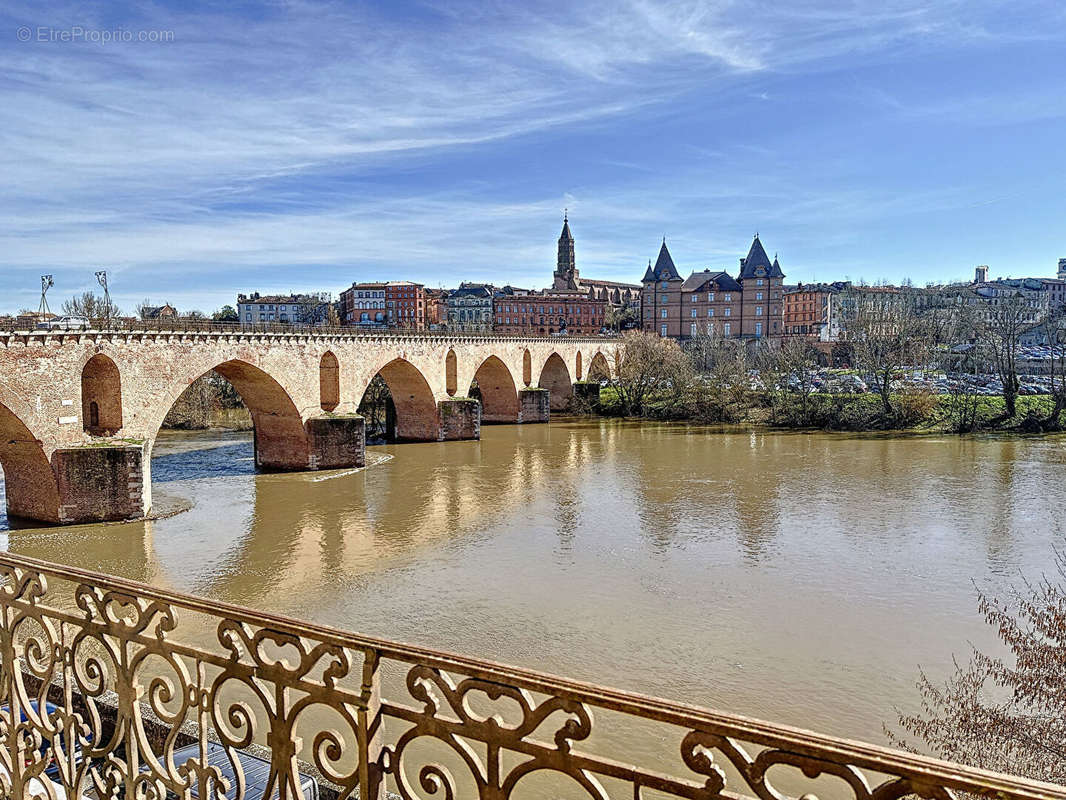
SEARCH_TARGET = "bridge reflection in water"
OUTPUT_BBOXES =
[1,551,1063,800]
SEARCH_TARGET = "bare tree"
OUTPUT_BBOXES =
[777,337,821,420]
[684,331,751,422]
[611,330,695,417]
[136,298,155,320]
[62,291,121,321]
[936,303,984,433]
[1040,308,1066,428]
[841,289,928,416]
[888,552,1066,784]
[977,293,1042,420]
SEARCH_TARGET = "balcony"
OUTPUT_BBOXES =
[1,551,1063,800]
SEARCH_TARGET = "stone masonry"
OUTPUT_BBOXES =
[0,330,617,524]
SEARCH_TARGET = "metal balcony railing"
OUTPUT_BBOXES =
[1,552,1063,800]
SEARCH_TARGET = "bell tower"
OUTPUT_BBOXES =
[553,211,579,290]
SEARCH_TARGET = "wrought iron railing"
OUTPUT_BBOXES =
[1,552,1063,800]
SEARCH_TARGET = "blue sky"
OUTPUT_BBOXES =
[2,0,1065,314]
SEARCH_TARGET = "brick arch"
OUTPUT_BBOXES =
[368,357,439,441]
[539,352,573,412]
[81,353,123,436]
[588,351,611,381]
[152,359,310,470]
[0,399,61,523]
[471,355,519,423]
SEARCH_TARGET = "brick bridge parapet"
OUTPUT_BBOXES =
[0,329,618,524]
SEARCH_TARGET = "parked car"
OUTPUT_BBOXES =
[0,699,85,784]
[84,740,320,799]
[36,315,91,331]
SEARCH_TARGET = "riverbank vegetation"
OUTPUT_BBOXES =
[591,322,1066,434]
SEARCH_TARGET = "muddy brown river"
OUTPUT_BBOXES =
[2,420,1064,748]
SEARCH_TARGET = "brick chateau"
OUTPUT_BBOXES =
[640,235,785,340]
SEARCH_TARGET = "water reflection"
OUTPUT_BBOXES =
[1,422,1065,746]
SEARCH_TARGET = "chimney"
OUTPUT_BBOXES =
[974,265,988,284]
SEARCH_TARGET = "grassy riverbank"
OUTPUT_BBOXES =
[589,386,1066,434]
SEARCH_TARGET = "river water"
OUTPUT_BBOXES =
[2,421,1064,749]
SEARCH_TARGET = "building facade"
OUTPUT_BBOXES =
[237,292,332,326]
[447,284,494,331]
[385,281,425,329]
[424,288,449,329]
[783,282,849,340]
[641,235,785,341]
[339,282,387,327]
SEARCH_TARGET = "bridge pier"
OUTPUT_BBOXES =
[518,388,550,423]
[306,415,366,469]
[50,444,147,524]
[438,398,480,441]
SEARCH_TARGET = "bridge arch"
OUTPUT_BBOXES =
[153,359,309,470]
[0,400,61,523]
[81,353,123,435]
[539,353,573,412]
[588,351,611,381]
[471,356,520,423]
[319,352,340,412]
[367,358,439,441]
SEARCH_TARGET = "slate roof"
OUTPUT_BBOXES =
[681,270,742,292]
[450,285,492,299]
[644,240,681,281]
[739,235,773,278]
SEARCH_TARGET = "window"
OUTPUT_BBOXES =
[724,294,732,302]
[690,308,698,318]
[756,279,764,286]
[690,323,698,336]
[723,322,731,336]
[660,295,668,303]
[660,324,668,336]
[661,309,667,319]
[756,292,763,301]
[708,292,715,302]
[724,307,731,317]
[691,294,699,303]
[756,306,763,316]
[755,322,763,337]
[707,308,714,317]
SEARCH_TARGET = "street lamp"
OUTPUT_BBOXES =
[95,270,110,327]
[39,275,54,317]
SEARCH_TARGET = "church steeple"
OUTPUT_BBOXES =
[554,210,579,289]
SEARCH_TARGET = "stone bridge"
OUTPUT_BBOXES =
[0,329,618,525]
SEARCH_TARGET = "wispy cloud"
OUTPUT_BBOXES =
[1,0,1065,311]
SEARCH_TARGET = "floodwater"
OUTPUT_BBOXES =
[1,421,1064,749]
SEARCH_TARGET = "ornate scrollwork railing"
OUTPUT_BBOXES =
[0,552,1064,800]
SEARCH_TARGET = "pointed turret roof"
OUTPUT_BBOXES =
[559,212,573,242]
[770,254,784,278]
[641,259,655,283]
[739,234,773,279]
[652,239,681,281]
